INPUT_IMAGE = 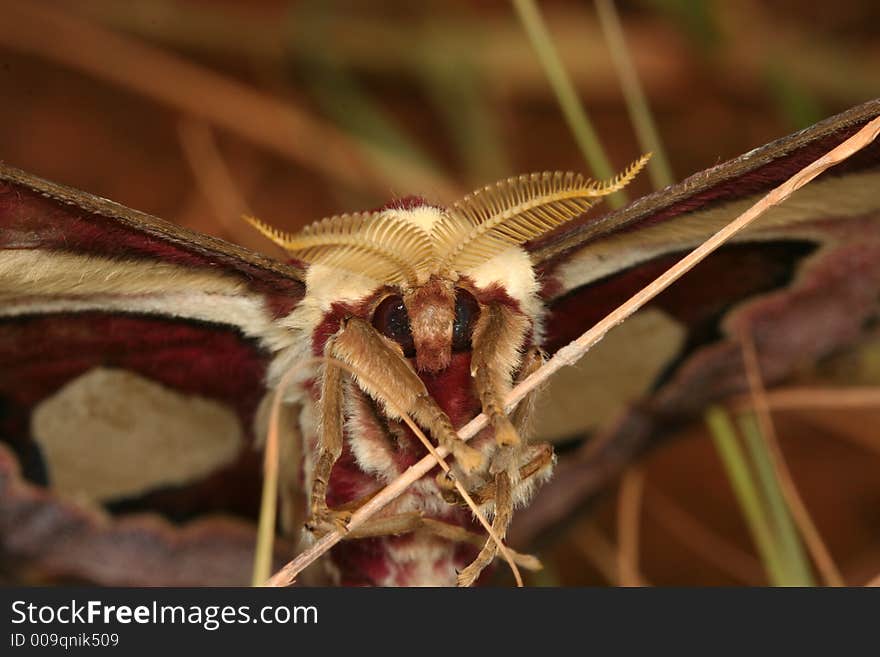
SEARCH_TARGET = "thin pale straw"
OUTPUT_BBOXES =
[257,355,524,587]
[739,332,845,586]
[268,113,880,586]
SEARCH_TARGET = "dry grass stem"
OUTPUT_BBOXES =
[393,417,525,587]
[175,119,283,254]
[1,1,460,200]
[732,387,880,411]
[261,357,524,587]
[730,387,880,455]
[740,333,845,586]
[617,467,645,586]
[267,112,880,587]
[251,361,300,585]
[574,520,650,586]
[419,519,541,571]
[646,484,763,585]
[573,521,623,585]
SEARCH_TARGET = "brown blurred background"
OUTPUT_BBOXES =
[2,0,879,586]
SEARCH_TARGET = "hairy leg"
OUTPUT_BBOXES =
[328,317,483,471]
[308,352,351,534]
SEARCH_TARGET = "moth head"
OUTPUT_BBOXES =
[247,155,650,371]
[370,277,481,372]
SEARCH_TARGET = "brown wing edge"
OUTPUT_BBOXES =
[0,160,307,285]
[512,101,880,547]
[530,97,880,269]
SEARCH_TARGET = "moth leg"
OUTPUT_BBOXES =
[469,347,550,567]
[307,349,352,536]
[457,348,551,585]
[482,344,550,487]
[470,303,530,447]
[434,468,460,505]
[469,443,555,506]
[340,512,423,539]
[442,347,550,508]
[329,317,483,472]
[339,513,540,570]
[449,443,554,585]
[456,470,513,587]
[511,346,545,433]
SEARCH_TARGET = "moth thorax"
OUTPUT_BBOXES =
[403,276,456,373]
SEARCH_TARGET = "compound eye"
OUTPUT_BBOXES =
[372,295,415,357]
[452,289,480,353]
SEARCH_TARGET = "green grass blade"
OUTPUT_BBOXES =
[642,0,721,51]
[738,413,815,586]
[764,63,824,130]
[419,47,511,185]
[705,406,789,585]
[595,0,674,189]
[293,4,437,173]
[512,0,626,208]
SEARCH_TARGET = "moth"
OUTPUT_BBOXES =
[1,99,879,586]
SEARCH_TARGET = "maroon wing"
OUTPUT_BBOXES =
[0,164,305,584]
[515,99,880,542]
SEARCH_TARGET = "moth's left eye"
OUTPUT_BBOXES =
[452,289,480,353]
[372,295,415,357]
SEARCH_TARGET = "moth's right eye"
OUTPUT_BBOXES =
[372,295,415,357]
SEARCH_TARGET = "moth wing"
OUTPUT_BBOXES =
[0,164,305,584]
[518,100,880,538]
